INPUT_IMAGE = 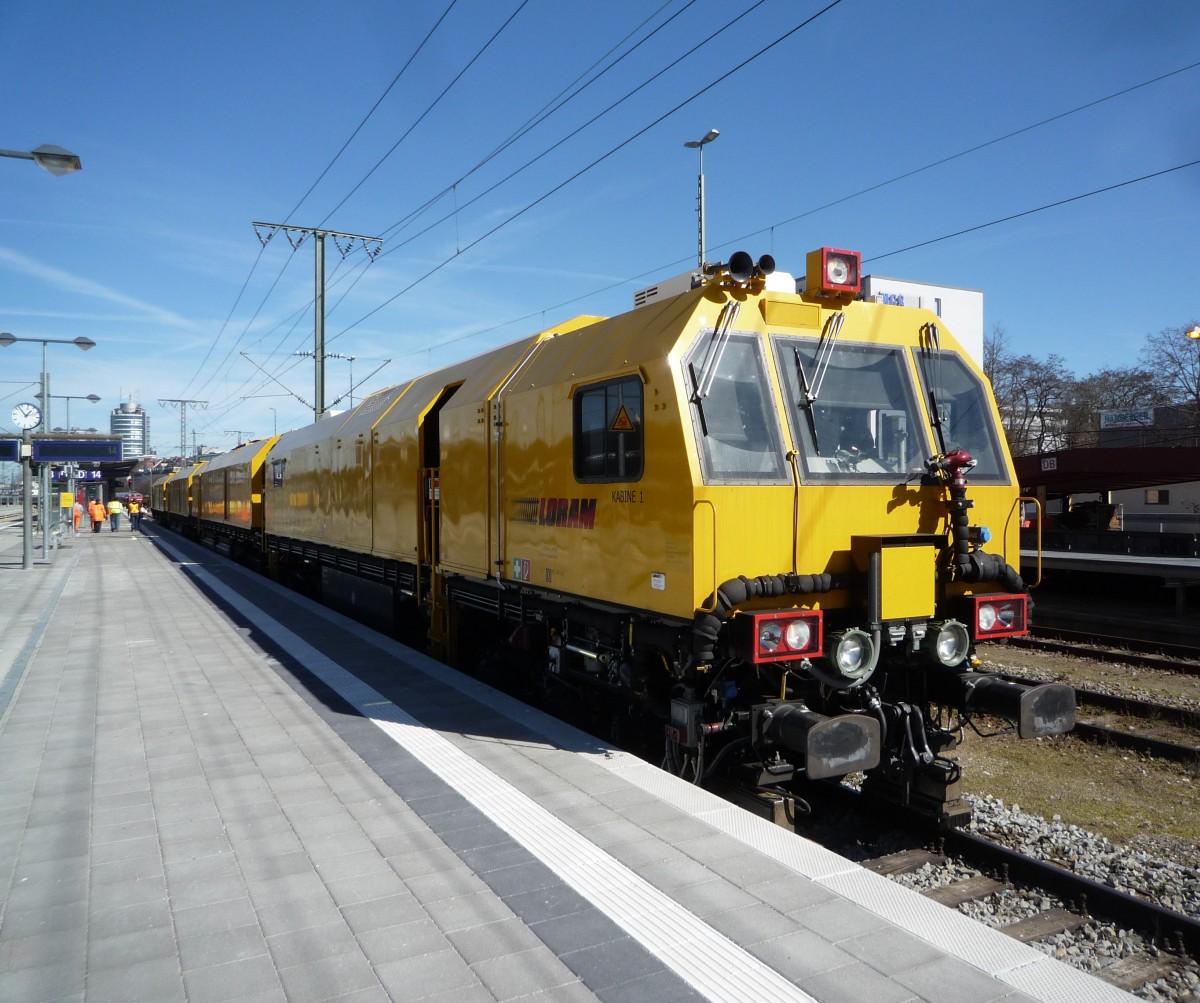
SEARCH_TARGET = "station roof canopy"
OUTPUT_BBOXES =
[1014,446,1200,496]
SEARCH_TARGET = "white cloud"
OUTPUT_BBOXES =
[0,246,198,331]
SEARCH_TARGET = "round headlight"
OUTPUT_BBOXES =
[758,621,783,653]
[826,256,849,284]
[933,620,970,666]
[834,629,875,680]
[784,619,812,651]
[977,603,997,631]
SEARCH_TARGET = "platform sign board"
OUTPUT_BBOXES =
[0,439,18,462]
[31,438,123,462]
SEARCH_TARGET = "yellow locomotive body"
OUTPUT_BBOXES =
[162,461,206,530]
[199,437,278,532]
[166,248,1074,823]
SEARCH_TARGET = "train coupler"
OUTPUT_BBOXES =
[936,671,1076,738]
[752,701,881,780]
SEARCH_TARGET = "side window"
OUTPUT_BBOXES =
[574,376,643,482]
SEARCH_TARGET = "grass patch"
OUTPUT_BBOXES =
[956,728,1200,847]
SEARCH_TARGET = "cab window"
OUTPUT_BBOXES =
[684,331,788,483]
[913,349,1008,482]
[574,376,643,482]
[774,336,928,483]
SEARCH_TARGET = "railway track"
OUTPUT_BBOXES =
[864,839,1196,993]
[784,783,1200,994]
[991,673,1200,763]
[1019,627,1200,675]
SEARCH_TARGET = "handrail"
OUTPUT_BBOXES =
[1018,495,1042,588]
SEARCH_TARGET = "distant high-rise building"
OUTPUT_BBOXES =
[110,400,150,458]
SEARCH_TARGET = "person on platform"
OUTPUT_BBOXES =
[73,499,84,536]
[89,499,105,534]
[107,497,124,532]
[128,498,141,532]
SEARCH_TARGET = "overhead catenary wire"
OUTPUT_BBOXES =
[175,0,462,401]
[325,0,848,343]
[194,0,823,418]
[191,22,1197,429]
[363,60,1200,366]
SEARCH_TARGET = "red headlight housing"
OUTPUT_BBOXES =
[967,593,1029,640]
[738,610,824,664]
[805,247,861,297]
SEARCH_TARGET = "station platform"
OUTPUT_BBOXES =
[0,520,1139,1002]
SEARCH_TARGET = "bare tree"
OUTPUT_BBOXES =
[985,326,1073,456]
[1139,323,1200,431]
[1062,366,1161,448]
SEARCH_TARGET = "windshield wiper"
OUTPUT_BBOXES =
[792,347,823,455]
[918,322,948,454]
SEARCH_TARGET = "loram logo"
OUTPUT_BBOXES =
[511,496,597,529]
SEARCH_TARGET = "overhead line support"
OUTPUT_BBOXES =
[252,222,383,421]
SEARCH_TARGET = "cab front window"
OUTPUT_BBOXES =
[913,349,1008,481]
[773,336,928,483]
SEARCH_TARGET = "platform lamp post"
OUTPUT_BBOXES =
[0,143,82,177]
[36,391,100,520]
[683,129,719,268]
[0,333,97,557]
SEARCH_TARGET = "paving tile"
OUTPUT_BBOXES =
[892,953,1016,1003]
[444,915,544,965]
[560,936,667,992]
[469,945,581,1000]
[0,926,87,971]
[801,961,922,1003]
[266,920,362,970]
[474,858,558,899]
[168,873,249,912]
[373,947,480,1001]
[90,833,159,865]
[528,906,625,957]
[750,927,857,982]
[172,896,259,940]
[85,956,185,1003]
[274,949,382,1003]
[0,958,86,1003]
[308,849,392,884]
[322,868,411,908]
[87,925,178,970]
[245,870,329,908]
[0,899,89,942]
[594,968,707,1003]
[254,893,343,938]
[422,889,516,934]
[339,892,429,935]
[182,954,283,1003]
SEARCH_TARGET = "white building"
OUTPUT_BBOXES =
[859,275,984,365]
[110,400,150,459]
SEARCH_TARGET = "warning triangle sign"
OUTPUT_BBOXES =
[610,405,636,432]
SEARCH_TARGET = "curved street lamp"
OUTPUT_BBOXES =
[0,143,83,176]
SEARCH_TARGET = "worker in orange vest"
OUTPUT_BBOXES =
[88,499,106,533]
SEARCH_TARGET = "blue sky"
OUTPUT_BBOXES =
[2,0,1198,456]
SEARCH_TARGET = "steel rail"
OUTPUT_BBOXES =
[942,828,1200,960]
